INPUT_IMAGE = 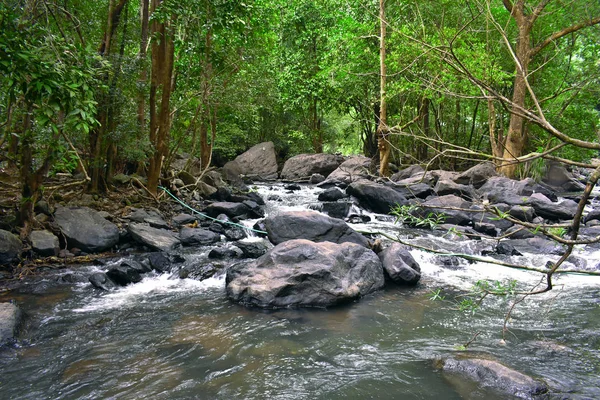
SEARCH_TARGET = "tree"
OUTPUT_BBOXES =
[147,0,175,195]
[377,0,391,176]
[497,0,600,177]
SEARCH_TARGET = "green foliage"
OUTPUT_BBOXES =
[391,204,446,230]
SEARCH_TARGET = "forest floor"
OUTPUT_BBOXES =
[0,166,177,288]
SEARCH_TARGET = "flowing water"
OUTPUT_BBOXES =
[1,184,600,399]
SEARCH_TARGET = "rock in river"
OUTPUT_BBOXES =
[54,206,119,253]
[226,239,385,308]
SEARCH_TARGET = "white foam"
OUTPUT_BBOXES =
[74,273,225,313]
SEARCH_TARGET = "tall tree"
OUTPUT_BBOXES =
[377,0,391,176]
[498,0,600,177]
[147,0,175,195]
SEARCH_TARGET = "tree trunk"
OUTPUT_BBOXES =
[418,97,429,161]
[499,21,531,177]
[147,0,175,195]
[377,0,390,177]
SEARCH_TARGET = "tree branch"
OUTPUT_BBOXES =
[531,16,600,57]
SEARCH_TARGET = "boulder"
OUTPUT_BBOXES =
[392,183,434,199]
[347,180,409,214]
[320,156,371,186]
[543,161,585,192]
[146,252,171,272]
[106,265,143,286]
[54,206,119,253]
[235,241,270,258]
[128,208,169,229]
[226,239,385,308]
[420,195,473,226]
[435,355,548,399]
[527,197,578,222]
[378,243,421,284]
[204,202,251,219]
[390,165,424,182]
[322,202,351,219]
[128,223,180,252]
[434,179,476,200]
[318,187,348,202]
[309,173,325,184]
[172,213,197,226]
[89,272,117,291]
[179,227,221,246]
[30,230,59,257]
[208,246,243,259]
[222,141,278,181]
[264,211,369,247]
[280,153,343,181]
[0,302,21,346]
[480,177,558,204]
[179,262,223,281]
[454,162,497,188]
[0,230,22,265]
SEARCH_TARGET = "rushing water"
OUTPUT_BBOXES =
[1,184,600,399]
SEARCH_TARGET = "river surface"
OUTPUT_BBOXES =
[1,184,600,399]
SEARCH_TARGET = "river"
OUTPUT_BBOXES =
[1,184,599,399]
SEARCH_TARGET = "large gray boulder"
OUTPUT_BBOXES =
[0,302,21,346]
[54,207,119,253]
[30,230,59,257]
[204,202,251,219]
[378,243,421,285]
[320,156,371,186]
[526,195,578,222]
[390,165,424,182]
[264,210,369,247]
[435,355,548,399]
[454,162,497,188]
[0,230,22,265]
[222,141,278,181]
[480,177,557,205]
[281,153,343,181]
[543,161,585,192]
[347,180,409,214]
[226,239,385,308]
[128,223,180,252]
[419,195,473,226]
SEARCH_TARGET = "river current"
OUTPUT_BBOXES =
[1,184,599,399]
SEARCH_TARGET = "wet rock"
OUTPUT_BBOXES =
[112,173,131,185]
[472,222,498,237]
[223,224,247,241]
[264,210,369,247]
[378,243,421,285]
[320,156,371,186]
[242,200,265,218]
[347,180,409,214]
[222,141,278,181]
[196,181,218,198]
[54,206,119,253]
[322,202,351,219]
[281,154,343,181]
[435,355,548,399]
[0,229,22,265]
[204,202,251,219]
[309,173,325,184]
[234,241,270,258]
[30,230,59,257]
[146,252,171,272]
[284,183,301,191]
[128,223,180,252]
[318,187,347,202]
[454,162,497,188]
[208,246,243,259]
[121,259,151,273]
[89,272,117,291]
[226,239,385,308]
[34,200,52,215]
[179,227,221,246]
[496,242,522,256]
[0,302,21,346]
[179,262,223,281]
[106,265,142,286]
